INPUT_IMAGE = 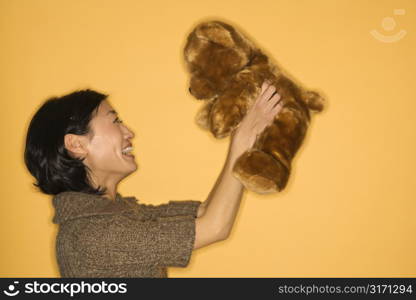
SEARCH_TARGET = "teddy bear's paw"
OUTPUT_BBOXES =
[232,150,290,194]
[210,101,245,138]
[211,121,234,138]
[195,101,215,130]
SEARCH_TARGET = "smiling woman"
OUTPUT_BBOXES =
[63,99,138,200]
[24,89,138,200]
[24,89,203,277]
[24,81,284,277]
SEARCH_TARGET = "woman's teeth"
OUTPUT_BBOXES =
[122,146,133,156]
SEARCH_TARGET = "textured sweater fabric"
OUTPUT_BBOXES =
[52,191,201,278]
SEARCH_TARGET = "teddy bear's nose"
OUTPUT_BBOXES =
[188,87,193,94]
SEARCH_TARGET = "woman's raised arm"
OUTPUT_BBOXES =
[193,80,284,249]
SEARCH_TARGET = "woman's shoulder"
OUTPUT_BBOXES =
[52,191,138,225]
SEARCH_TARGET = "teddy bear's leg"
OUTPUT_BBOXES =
[232,109,308,194]
[232,149,289,194]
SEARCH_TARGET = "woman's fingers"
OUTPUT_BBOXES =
[257,96,284,132]
[254,81,274,107]
[268,96,284,119]
[261,80,269,93]
[265,92,281,110]
[246,81,284,132]
[272,98,284,113]
[261,85,276,105]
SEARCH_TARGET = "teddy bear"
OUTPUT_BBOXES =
[183,20,325,194]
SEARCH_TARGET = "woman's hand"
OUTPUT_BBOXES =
[228,80,284,160]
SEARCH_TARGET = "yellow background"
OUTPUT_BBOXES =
[1,0,415,277]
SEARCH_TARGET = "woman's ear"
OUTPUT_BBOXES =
[64,134,89,159]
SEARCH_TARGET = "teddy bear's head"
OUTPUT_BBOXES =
[184,21,255,100]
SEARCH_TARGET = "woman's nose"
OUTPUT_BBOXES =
[127,128,135,139]
[123,124,135,139]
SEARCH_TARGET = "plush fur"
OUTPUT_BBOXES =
[184,20,325,194]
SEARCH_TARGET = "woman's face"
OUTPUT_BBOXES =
[82,100,137,185]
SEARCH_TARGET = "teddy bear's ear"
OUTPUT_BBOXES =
[195,21,235,48]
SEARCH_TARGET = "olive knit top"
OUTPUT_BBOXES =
[52,191,201,278]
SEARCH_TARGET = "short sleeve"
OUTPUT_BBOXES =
[137,200,202,219]
[77,213,197,268]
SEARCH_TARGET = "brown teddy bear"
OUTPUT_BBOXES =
[183,20,325,194]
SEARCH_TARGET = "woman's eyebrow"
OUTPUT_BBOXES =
[106,110,118,116]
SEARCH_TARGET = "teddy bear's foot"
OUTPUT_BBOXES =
[232,149,289,194]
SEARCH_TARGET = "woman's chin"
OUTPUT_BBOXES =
[121,154,138,171]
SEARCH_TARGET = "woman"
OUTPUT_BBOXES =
[24,81,283,277]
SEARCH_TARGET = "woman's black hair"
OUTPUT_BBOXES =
[24,89,108,196]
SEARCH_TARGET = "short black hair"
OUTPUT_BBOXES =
[24,89,108,196]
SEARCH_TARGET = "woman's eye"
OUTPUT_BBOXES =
[114,117,123,124]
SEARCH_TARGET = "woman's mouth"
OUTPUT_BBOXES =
[121,146,135,158]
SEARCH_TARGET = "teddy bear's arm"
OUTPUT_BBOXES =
[195,99,216,130]
[209,74,259,138]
